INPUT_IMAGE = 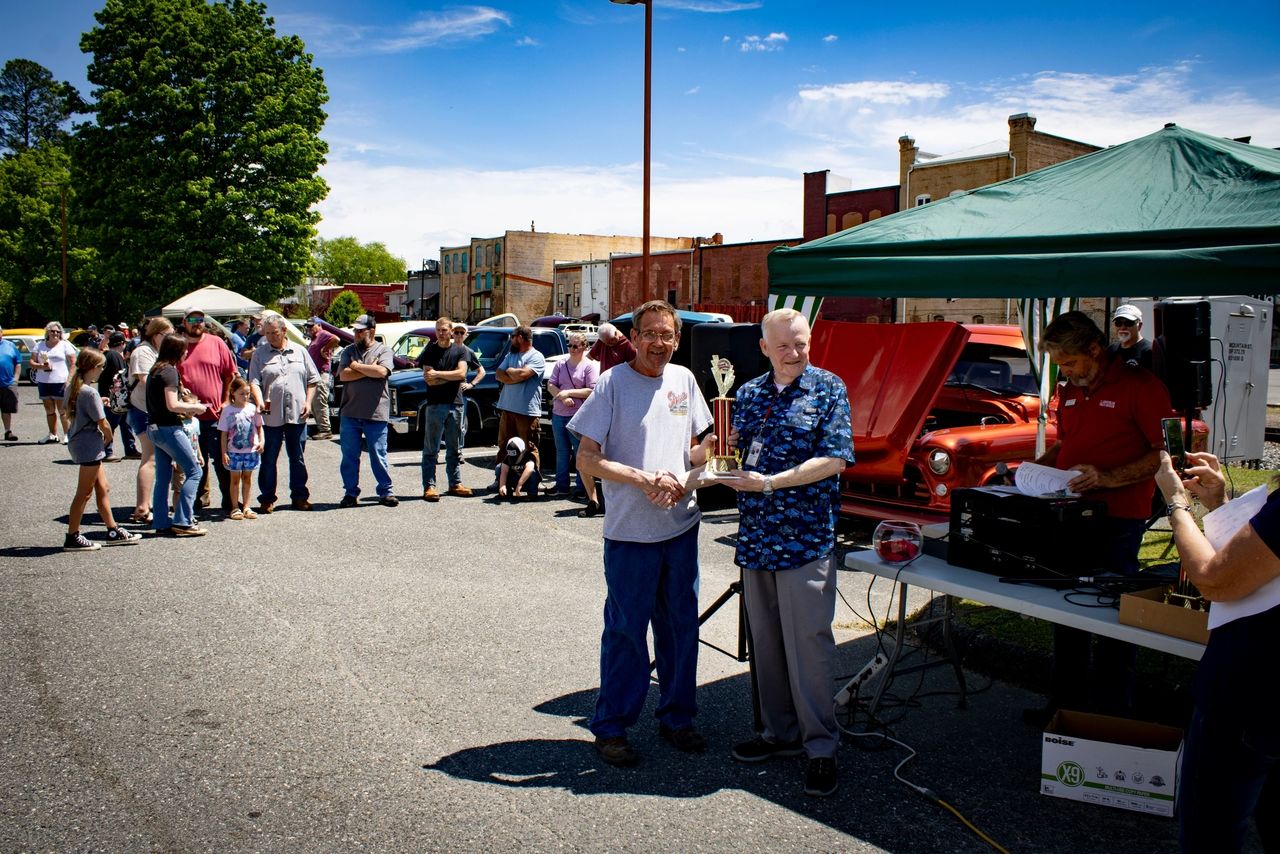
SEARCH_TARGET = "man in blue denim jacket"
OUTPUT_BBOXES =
[720,308,854,798]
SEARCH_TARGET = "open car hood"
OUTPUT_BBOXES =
[809,319,970,477]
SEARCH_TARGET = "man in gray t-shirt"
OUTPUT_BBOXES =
[569,300,714,768]
[336,315,398,506]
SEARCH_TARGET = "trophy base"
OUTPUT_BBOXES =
[699,455,741,481]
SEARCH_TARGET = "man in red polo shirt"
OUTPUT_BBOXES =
[1029,310,1171,723]
[178,308,237,514]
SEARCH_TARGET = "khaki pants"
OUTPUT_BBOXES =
[313,373,331,434]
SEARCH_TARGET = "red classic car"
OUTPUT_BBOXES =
[808,320,1203,525]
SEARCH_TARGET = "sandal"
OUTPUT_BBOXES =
[228,508,244,520]
[241,508,258,520]
[129,510,153,525]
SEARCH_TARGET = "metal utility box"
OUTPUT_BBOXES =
[1129,296,1272,465]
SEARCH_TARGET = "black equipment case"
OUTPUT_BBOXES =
[948,488,1109,577]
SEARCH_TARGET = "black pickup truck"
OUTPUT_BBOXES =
[387,326,568,442]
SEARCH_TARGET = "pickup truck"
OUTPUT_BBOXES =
[388,326,568,440]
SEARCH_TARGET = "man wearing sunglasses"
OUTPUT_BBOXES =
[1107,304,1152,371]
[178,309,237,515]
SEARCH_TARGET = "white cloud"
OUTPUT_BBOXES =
[722,35,731,43]
[781,63,1280,191]
[685,85,701,95]
[658,0,763,11]
[316,158,799,262]
[798,81,950,105]
[823,34,838,43]
[741,32,788,53]
[515,36,539,47]
[276,6,510,56]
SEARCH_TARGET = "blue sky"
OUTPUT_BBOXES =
[6,0,1280,265]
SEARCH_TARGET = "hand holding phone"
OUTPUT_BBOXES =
[1162,417,1186,471]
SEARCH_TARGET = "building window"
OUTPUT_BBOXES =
[826,213,836,235]
[485,272,492,291]
[915,194,931,206]
[842,212,863,229]
[972,314,985,324]
[462,253,468,273]
[494,241,502,262]
[933,314,945,321]
[443,255,450,275]
[474,274,481,293]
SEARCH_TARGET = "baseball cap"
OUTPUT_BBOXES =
[305,316,322,327]
[108,331,126,347]
[505,437,525,461]
[117,322,129,331]
[1113,305,1142,323]
[88,325,98,332]
[352,314,376,330]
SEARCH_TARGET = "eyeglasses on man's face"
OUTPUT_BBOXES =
[186,315,206,324]
[637,330,676,344]
[1113,318,1136,328]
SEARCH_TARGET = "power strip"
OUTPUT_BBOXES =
[835,653,888,707]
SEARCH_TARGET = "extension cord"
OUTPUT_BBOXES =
[835,653,888,707]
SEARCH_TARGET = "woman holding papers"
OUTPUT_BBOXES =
[1156,450,1279,853]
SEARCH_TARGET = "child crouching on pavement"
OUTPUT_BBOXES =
[218,376,263,520]
[62,348,142,550]
[496,436,540,500]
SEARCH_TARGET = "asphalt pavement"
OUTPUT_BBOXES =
[0,393,1236,853]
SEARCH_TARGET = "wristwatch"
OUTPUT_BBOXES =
[762,476,774,495]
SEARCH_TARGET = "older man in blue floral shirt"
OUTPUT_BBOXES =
[720,307,854,798]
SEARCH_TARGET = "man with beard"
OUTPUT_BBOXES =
[1107,304,1153,370]
[1028,310,1171,724]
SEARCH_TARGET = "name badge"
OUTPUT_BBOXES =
[746,440,763,467]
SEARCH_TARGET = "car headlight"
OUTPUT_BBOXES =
[927,449,951,475]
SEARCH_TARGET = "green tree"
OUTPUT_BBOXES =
[324,290,363,328]
[0,59,85,154]
[0,144,98,325]
[73,0,329,319]
[313,236,406,286]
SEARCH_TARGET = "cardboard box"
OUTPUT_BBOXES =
[1118,585,1210,645]
[1040,710,1183,817]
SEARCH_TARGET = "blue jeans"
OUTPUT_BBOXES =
[150,424,202,530]
[421,403,462,490]
[126,405,149,435]
[104,407,137,457]
[340,417,392,498]
[551,413,583,493]
[259,422,309,504]
[590,523,701,739]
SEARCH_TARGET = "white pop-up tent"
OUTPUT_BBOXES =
[161,285,265,318]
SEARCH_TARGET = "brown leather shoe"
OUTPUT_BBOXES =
[291,499,312,511]
[594,736,638,767]
[423,487,440,502]
[257,502,275,514]
[447,485,473,497]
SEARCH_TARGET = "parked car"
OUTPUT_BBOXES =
[388,326,569,440]
[558,322,599,345]
[811,321,1206,525]
[6,329,76,383]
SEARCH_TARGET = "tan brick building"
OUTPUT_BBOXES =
[897,114,1100,323]
[440,230,694,324]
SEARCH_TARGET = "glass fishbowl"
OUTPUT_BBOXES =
[873,520,923,564]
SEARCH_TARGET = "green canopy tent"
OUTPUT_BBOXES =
[767,124,1280,452]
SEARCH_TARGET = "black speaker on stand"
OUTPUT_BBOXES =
[1153,298,1212,456]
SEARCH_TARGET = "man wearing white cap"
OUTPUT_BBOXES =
[1108,304,1152,370]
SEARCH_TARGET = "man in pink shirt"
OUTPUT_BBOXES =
[178,308,237,514]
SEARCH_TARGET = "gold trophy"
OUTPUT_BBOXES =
[702,354,742,479]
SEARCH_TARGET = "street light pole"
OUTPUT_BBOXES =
[611,0,651,302]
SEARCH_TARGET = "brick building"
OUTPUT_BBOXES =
[896,114,1100,322]
[610,249,696,315]
[439,230,694,324]
[552,260,610,320]
[803,173,899,242]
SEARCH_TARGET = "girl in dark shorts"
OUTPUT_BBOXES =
[62,348,142,551]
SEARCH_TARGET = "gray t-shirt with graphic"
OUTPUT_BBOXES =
[568,362,712,543]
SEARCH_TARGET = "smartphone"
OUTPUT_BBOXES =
[1162,417,1186,470]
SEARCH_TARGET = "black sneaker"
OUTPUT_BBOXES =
[577,501,601,518]
[104,527,141,546]
[659,725,707,753]
[379,495,399,507]
[731,736,804,763]
[63,531,101,551]
[804,756,838,797]
[339,495,358,508]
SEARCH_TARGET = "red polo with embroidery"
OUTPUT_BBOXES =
[1054,355,1171,519]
